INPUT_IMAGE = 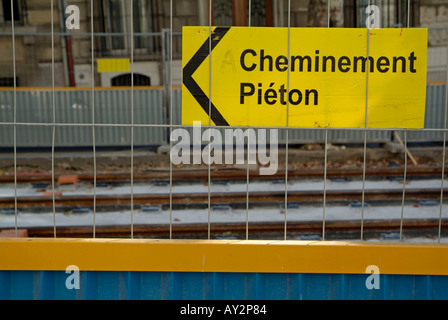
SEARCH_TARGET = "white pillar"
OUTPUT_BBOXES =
[198,0,208,26]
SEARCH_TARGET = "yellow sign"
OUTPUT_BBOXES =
[182,27,427,128]
[97,58,130,73]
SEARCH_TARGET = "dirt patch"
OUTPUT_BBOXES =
[0,144,445,176]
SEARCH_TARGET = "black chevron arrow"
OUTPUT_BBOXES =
[183,27,230,126]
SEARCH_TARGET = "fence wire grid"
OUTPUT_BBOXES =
[0,0,447,243]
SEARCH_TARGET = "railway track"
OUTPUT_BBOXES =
[0,166,444,184]
[0,188,446,208]
[2,166,446,240]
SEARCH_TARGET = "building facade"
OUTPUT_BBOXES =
[0,0,446,88]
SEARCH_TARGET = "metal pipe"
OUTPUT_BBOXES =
[198,0,207,26]
[57,0,70,86]
[273,0,278,27]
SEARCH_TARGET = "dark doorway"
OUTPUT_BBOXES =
[111,73,151,86]
[0,77,18,87]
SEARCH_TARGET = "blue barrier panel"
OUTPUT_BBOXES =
[1,271,448,300]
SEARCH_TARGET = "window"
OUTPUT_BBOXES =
[102,0,153,52]
[214,0,272,27]
[0,0,21,24]
[344,0,417,28]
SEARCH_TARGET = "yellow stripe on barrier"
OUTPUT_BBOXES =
[1,238,448,275]
[0,86,172,91]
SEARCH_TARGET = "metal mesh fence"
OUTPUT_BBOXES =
[0,0,447,242]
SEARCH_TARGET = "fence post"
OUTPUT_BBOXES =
[162,28,172,144]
